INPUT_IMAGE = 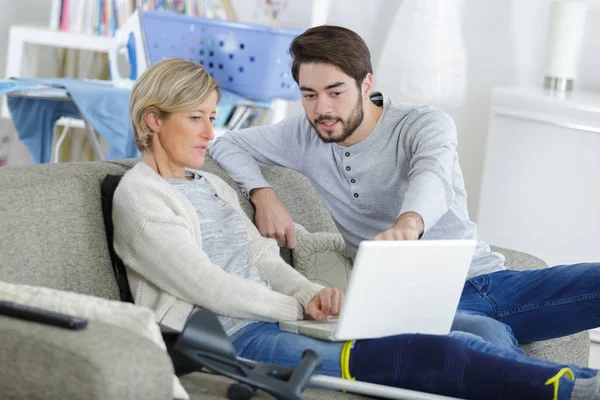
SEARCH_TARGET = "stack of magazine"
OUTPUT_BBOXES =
[215,90,271,131]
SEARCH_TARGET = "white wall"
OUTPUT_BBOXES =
[241,0,600,221]
[376,0,600,220]
[232,0,398,63]
[451,0,518,221]
[464,0,600,220]
[233,0,400,120]
[0,0,51,165]
[3,0,600,217]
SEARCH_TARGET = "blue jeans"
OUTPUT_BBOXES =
[229,322,589,398]
[229,322,344,377]
[453,263,600,378]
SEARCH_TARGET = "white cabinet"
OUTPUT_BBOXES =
[478,87,600,267]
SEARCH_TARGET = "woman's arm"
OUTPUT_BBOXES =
[113,182,301,322]
[215,181,324,311]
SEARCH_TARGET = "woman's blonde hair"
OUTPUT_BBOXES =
[129,58,220,151]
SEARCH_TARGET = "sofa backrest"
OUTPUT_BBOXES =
[115,156,340,262]
[202,155,339,234]
[0,156,337,299]
[0,161,126,300]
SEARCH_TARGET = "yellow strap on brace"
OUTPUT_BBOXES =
[340,340,356,381]
[544,367,575,400]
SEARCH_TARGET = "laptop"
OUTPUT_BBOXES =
[279,240,476,341]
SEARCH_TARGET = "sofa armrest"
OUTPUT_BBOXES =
[0,316,174,400]
[490,245,548,271]
[521,331,590,367]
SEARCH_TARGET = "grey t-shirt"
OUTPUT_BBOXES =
[211,92,506,279]
[167,172,264,335]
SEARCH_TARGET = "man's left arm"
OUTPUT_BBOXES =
[375,108,458,240]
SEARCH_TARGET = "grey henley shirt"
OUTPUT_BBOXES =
[211,93,506,279]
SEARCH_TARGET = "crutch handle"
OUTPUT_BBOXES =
[287,350,322,396]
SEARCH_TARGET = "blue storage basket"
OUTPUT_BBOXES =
[140,11,303,101]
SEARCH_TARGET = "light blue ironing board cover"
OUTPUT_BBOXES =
[3,78,138,163]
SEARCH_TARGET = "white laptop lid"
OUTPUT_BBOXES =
[334,240,476,341]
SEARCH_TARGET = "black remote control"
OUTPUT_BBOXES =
[0,300,88,330]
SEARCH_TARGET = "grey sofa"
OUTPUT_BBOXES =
[0,156,589,399]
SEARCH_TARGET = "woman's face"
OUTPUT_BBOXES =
[152,90,218,169]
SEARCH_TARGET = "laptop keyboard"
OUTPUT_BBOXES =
[309,321,339,330]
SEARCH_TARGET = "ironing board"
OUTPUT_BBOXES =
[5,87,104,163]
[2,78,138,164]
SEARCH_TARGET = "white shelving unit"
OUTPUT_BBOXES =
[2,0,331,159]
[1,24,286,136]
[1,25,113,127]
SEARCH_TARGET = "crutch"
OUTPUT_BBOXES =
[164,309,462,400]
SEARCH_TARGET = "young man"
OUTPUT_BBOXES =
[211,26,600,357]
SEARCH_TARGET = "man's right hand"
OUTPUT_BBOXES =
[250,187,297,248]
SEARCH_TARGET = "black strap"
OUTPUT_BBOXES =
[100,174,134,303]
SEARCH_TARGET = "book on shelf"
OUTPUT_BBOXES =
[50,0,236,37]
[221,104,268,131]
[216,90,271,132]
[49,0,63,30]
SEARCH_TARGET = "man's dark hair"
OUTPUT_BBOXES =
[289,25,372,86]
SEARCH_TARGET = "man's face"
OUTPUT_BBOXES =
[298,63,365,144]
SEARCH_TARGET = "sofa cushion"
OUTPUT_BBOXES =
[0,317,173,400]
[292,224,352,292]
[0,162,128,300]
[490,246,548,271]
[0,281,188,399]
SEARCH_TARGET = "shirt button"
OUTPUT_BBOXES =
[350,178,356,183]
[354,193,359,198]
[345,152,350,157]
[346,166,351,171]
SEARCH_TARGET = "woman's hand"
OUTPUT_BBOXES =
[305,288,344,321]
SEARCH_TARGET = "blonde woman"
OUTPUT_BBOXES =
[112,58,599,400]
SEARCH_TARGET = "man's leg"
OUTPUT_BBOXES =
[349,332,585,399]
[449,331,598,379]
[452,310,523,354]
[231,322,587,399]
[458,263,600,343]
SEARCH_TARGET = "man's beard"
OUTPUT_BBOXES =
[309,94,364,144]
